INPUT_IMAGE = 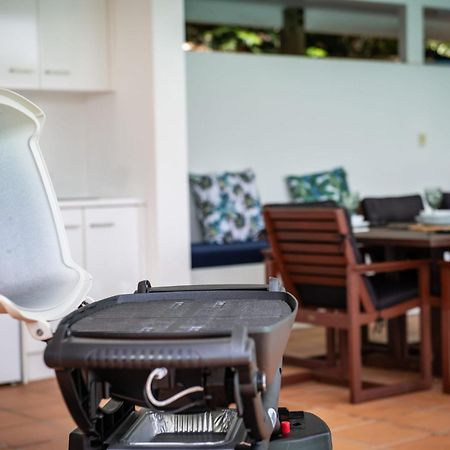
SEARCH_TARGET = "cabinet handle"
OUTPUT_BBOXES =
[9,67,35,74]
[89,222,115,229]
[45,69,71,76]
[64,224,81,230]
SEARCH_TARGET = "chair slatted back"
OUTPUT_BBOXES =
[264,206,367,309]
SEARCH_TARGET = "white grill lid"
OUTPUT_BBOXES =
[0,89,92,336]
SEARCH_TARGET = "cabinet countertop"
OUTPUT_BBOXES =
[58,197,145,209]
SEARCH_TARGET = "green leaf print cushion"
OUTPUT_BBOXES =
[286,167,349,203]
[190,169,264,244]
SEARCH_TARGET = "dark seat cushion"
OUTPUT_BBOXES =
[295,284,346,310]
[361,195,424,225]
[296,273,418,311]
[191,240,268,268]
[370,272,418,309]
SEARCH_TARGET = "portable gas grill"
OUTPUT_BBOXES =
[0,89,332,450]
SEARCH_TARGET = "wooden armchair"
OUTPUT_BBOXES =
[263,205,432,403]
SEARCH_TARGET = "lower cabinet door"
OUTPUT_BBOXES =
[0,315,22,384]
[60,208,84,266]
[85,206,143,300]
[22,328,53,381]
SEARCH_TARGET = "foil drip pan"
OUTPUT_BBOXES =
[118,409,241,447]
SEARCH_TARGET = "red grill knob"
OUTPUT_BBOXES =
[281,420,291,436]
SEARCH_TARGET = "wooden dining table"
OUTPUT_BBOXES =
[355,226,450,250]
[355,225,450,377]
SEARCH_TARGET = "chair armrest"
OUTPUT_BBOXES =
[350,259,430,275]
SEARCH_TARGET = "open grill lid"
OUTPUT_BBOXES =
[0,89,92,339]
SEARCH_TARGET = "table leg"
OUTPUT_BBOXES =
[432,307,442,376]
[430,249,444,377]
[442,307,450,393]
[385,246,409,361]
[437,263,450,390]
[388,316,408,360]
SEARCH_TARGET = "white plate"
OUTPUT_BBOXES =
[416,210,450,225]
[418,209,450,217]
[352,221,370,228]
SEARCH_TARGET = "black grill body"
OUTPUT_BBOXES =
[44,284,331,450]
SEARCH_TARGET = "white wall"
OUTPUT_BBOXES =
[84,0,154,200]
[17,91,91,199]
[187,52,450,203]
[186,0,283,28]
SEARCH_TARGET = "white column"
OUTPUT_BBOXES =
[148,0,191,285]
[86,0,191,287]
[400,2,424,64]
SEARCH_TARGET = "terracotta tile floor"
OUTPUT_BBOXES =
[0,326,449,449]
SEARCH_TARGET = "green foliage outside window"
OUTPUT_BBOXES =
[185,24,280,54]
[426,39,450,62]
[185,23,399,61]
[185,21,450,64]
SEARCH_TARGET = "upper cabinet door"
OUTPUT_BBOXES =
[0,0,39,89]
[39,0,109,91]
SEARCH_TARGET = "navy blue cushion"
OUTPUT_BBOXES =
[191,240,268,268]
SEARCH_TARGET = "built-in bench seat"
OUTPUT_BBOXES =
[191,240,268,269]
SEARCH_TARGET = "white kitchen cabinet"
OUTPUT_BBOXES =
[0,315,22,384]
[0,0,39,89]
[39,0,109,91]
[61,208,84,266]
[60,199,145,301]
[22,326,53,382]
[85,207,143,300]
[0,0,109,91]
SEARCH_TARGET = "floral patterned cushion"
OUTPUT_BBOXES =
[286,167,349,203]
[189,169,264,244]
